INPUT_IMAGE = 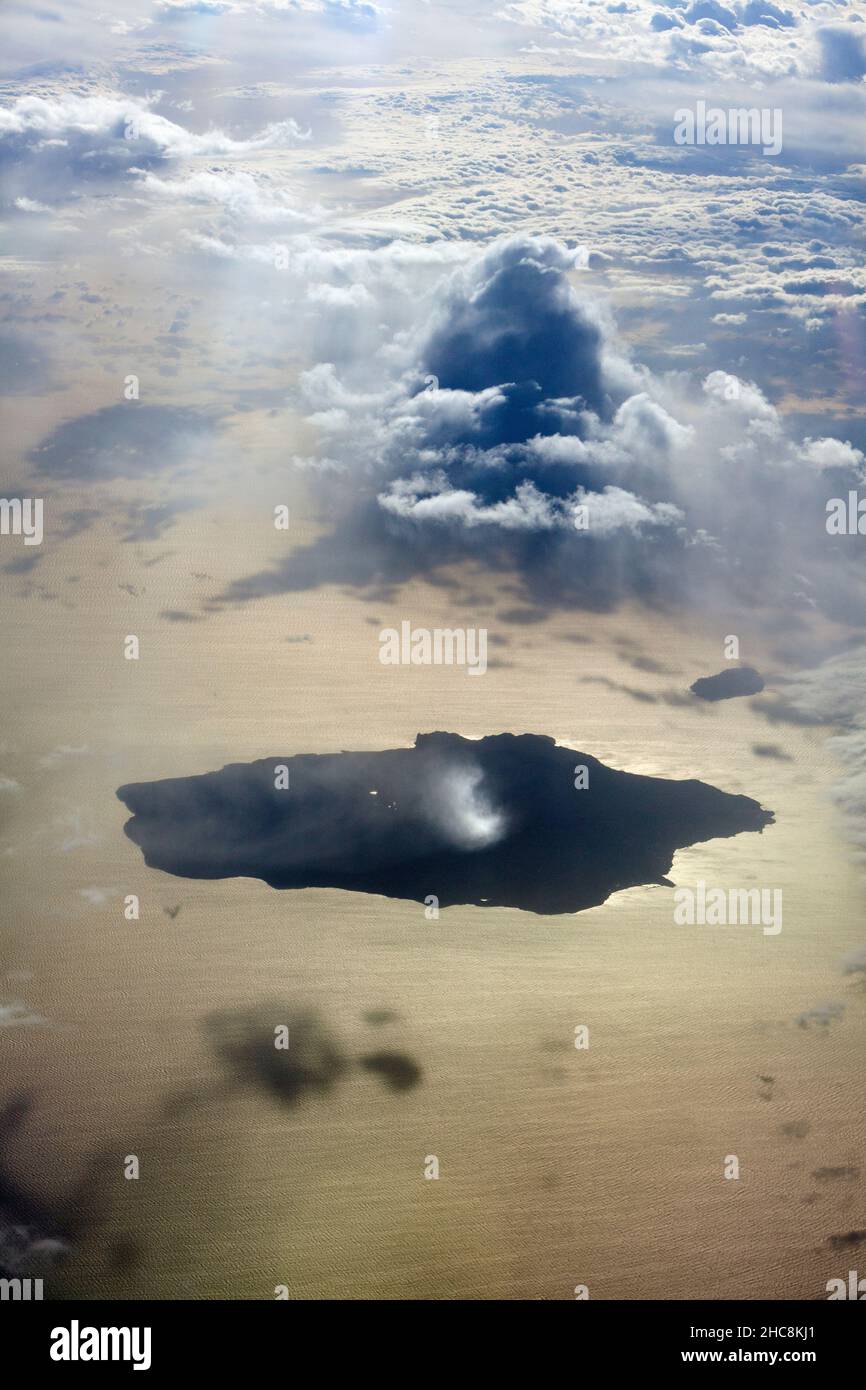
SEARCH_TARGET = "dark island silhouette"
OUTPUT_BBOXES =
[690,667,765,702]
[117,732,773,916]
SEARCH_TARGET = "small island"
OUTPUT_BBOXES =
[690,667,765,702]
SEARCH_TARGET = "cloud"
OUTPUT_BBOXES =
[426,763,507,849]
[0,94,306,160]
[136,168,315,227]
[78,886,116,906]
[816,25,866,84]
[422,236,615,437]
[752,648,866,874]
[841,945,866,976]
[0,1092,125,1285]
[216,233,866,625]
[149,0,387,31]
[155,0,238,14]
[37,744,90,769]
[261,0,385,27]
[796,1001,844,1028]
[502,0,816,81]
[0,1002,49,1028]
[0,93,307,205]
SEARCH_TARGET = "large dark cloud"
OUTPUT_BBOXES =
[422,236,614,445]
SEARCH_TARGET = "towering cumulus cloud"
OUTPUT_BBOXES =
[223,233,866,627]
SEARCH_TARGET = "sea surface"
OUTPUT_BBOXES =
[1,516,863,1299]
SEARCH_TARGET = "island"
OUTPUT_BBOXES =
[690,667,765,702]
[117,732,774,916]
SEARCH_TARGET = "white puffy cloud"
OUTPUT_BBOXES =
[703,369,779,420]
[136,168,315,226]
[0,93,308,211]
[378,472,562,528]
[0,93,305,159]
[800,437,866,475]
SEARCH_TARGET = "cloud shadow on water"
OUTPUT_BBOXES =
[202,1005,424,1106]
[203,1006,349,1108]
[359,1052,422,1092]
[30,403,217,480]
